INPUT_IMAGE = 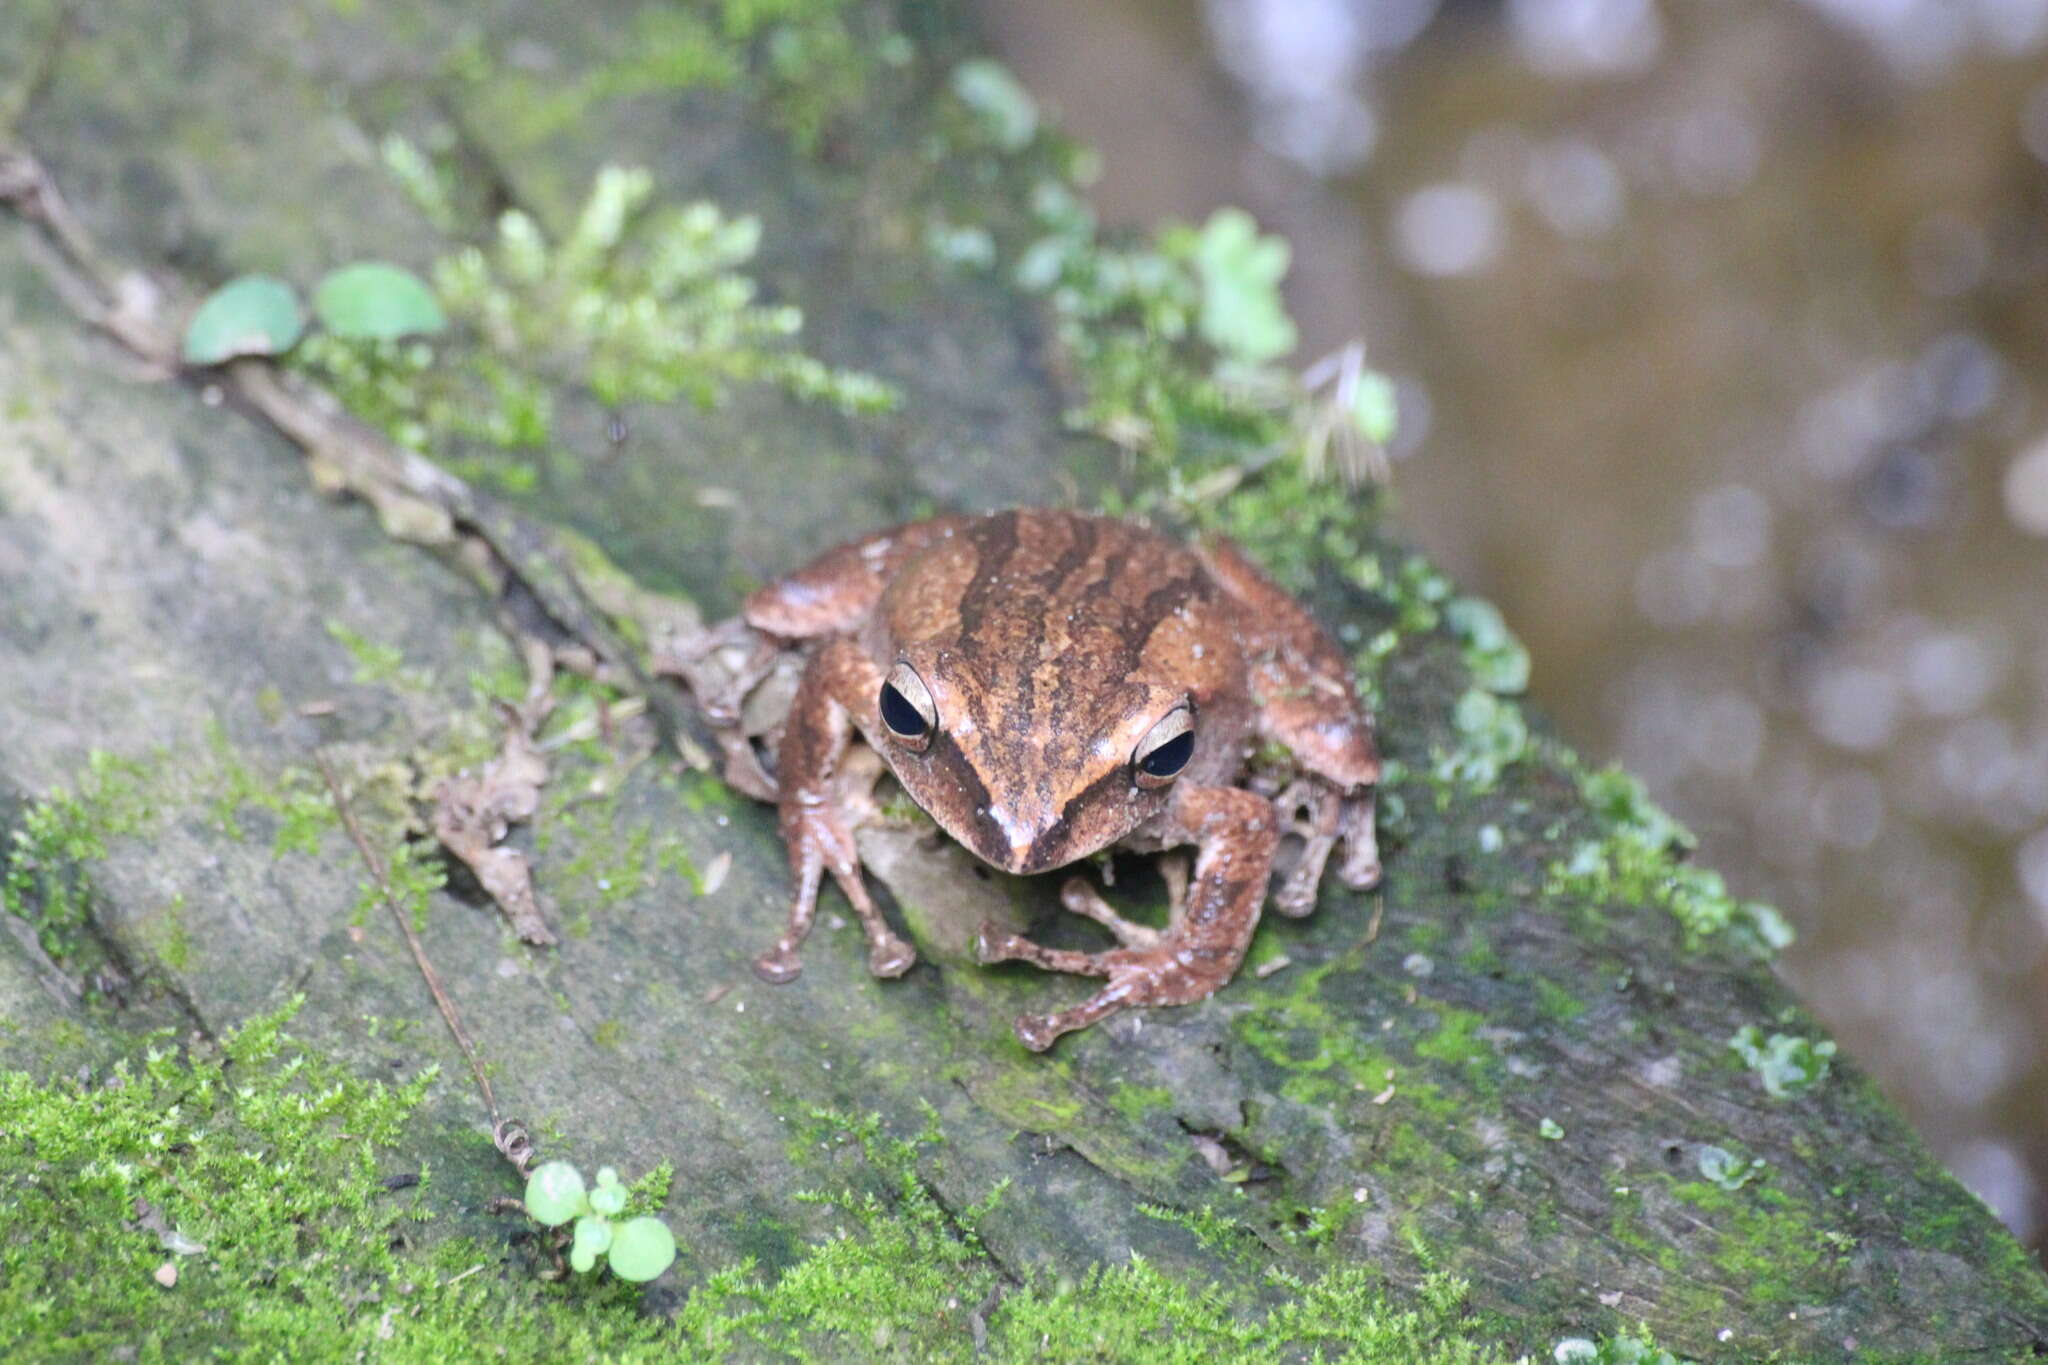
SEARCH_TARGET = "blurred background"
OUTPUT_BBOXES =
[981,0,2048,1252]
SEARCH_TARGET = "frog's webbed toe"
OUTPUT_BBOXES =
[977,849,1244,1051]
[1269,778,1382,911]
[971,926,1150,1051]
[982,942,1218,1052]
[1335,789,1381,890]
[753,941,806,984]
[760,785,918,986]
[1270,778,1342,917]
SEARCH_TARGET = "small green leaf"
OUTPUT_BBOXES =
[523,1161,587,1227]
[1697,1144,1765,1190]
[182,275,304,365]
[1728,1026,1837,1099]
[588,1166,627,1217]
[1538,1117,1564,1141]
[312,262,446,340]
[606,1216,678,1282]
[950,60,1039,152]
[1190,208,1297,365]
[571,1213,613,1265]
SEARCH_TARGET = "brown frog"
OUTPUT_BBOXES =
[678,509,1380,1050]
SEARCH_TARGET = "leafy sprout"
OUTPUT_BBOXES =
[521,1159,678,1283]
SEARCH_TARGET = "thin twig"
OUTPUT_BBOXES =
[316,750,499,1126]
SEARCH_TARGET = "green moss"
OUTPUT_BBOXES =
[538,775,702,933]
[469,0,901,158]
[1533,976,1587,1023]
[1455,936,1502,975]
[296,160,894,504]
[1,750,155,963]
[141,893,192,973]
[1110,1083,1175,1125]
[1667,1179,1846,1306]
[325,618,412,686]
[1413,1006,1497,1094]
[1232,958,1460,1123]
[202,720,337,856]
[0,1019,1527,1362]
[0,999,439,1359]
[1545,764,1794,957]
[351,838,446,934]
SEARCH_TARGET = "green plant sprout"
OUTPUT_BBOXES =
[182,263,445,365]
[288,161,895,483]
[1728,1027,1836,1099]
[522,1160,678,1282]
[1696,1145,1767,1191]
[1552,1335,1692,1365]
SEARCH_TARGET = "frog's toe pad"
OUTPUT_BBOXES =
[1271,876,1320,918]
[973,923,1023,965]
[1012,1013,1062,1052]
[753,947,804,984]
[866,937,918,978]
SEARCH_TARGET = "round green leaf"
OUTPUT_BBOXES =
[605,1216,677,1282]
[588,1172,627,1218]
[182,275,304,365]
[522,1160,587,1227]
[571,1213,613,1262]
[312,261,446,340]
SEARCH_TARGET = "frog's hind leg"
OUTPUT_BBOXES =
[1196,535,1378,788]
[1197,533,1382,895]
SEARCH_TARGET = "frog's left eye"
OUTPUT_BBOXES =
[879,662,936,752]
[1133,708,1194,790]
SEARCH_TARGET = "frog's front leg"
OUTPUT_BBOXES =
[753,637,918,984]
[976,787,1278,1051]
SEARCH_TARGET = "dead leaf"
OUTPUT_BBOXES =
[128,1197,207,1256]
[433,710,555,945]
[700,851,732,897]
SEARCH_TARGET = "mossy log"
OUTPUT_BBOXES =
[3,2,2046,1361]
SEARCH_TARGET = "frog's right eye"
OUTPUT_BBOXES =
[879,663,936,751]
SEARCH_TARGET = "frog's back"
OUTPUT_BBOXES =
[886,509,1217,681]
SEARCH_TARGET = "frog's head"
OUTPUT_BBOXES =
[868,647,1197,876]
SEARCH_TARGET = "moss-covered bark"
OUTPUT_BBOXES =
[3,2,2045,1361]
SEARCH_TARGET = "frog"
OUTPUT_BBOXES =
[672,508,1380,1051]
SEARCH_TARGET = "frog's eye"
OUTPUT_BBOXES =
[1133,708,1194,789]
[879,663,936,751]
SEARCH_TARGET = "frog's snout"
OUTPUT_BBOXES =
[974,800,1069,877]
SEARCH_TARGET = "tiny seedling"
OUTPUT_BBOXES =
[521,1160,678,1282]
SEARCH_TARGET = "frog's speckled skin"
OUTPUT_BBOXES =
[694,509,1380,1050]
